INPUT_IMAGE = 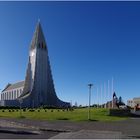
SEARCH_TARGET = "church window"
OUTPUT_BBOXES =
[6,92,8,100]
[42,42,44,48]
[8,91,11,100]
[20,89,22,94]
[4,93,5,100]
[1,94,3,100]
[14,90,16,99]
[12,91,13,100]
[8,92,9,100]
[17,90,19,97]
[44,45,46,50]
[38,43,40,48]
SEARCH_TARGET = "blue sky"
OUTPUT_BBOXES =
[0,1,140,105]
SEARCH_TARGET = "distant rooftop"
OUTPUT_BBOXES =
[2,81,24,92]
[133,97,140,100]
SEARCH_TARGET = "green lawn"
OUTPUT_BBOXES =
[0,108,129,121]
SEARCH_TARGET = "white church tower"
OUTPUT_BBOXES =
[19,21,70,108]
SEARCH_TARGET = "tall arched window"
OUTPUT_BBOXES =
[17,90,19,98]
[38,43,40,48]
[5,92,6,100]
[14,90,16,99]
[11,91,13,100]
[6,92,7,100]
[44,45,46,50]
[8,91,11,100]
[42,42,44,49]
[1,94,3,100]
[20,89,22,95]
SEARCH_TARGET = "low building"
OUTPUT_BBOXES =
[127,99,134,108]
[127,97,140,108]
[0,81,24,106]
[133,97,140,106]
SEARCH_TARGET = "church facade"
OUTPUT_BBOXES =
[0,22,70,108]
[0,81,24,106]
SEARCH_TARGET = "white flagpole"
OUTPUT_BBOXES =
[108,80,110,108]
[103,83,104,108]
[101,85,102,108]
[97,87,99,108]
[104,82,106,108]
[112,77,114,108]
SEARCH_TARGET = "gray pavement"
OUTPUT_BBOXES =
[50,130,125,139]
[0,117,140,139]
[0,130,58,139]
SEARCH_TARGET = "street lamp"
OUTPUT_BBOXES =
[88,83,93,120]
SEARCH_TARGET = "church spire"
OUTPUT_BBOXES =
[30,21,47,50]
[19,21,70,108]
[38,18,40,23]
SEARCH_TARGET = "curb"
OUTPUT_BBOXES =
[0,128,41,135]
[39,128,70,133]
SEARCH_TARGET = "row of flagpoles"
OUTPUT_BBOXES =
[93,77,114,108]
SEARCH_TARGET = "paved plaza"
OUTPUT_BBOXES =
[0,117,140,139]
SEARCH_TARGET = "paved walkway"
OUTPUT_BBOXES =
[0,117,140,138]
[50,130,125,139]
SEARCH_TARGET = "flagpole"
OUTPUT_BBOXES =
[103,84,105,108]
[108,80,110,108]
[101,85,102,108]
[97,87,99,108]
[112,77,114,108]
[104,82,106,108]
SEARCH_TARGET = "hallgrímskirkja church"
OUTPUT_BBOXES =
[0,21,70,108]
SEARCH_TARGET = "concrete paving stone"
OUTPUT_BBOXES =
[50,130,125,139]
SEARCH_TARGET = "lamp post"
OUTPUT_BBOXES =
[88,83,93,120]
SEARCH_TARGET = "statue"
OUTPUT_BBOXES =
[113,92,125,109]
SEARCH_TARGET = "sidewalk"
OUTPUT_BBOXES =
[50,130,126,139]
[0,117,140,139]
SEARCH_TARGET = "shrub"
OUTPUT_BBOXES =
[70,108,74,111]
[0,106,20,109]
[29,109,35,112]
